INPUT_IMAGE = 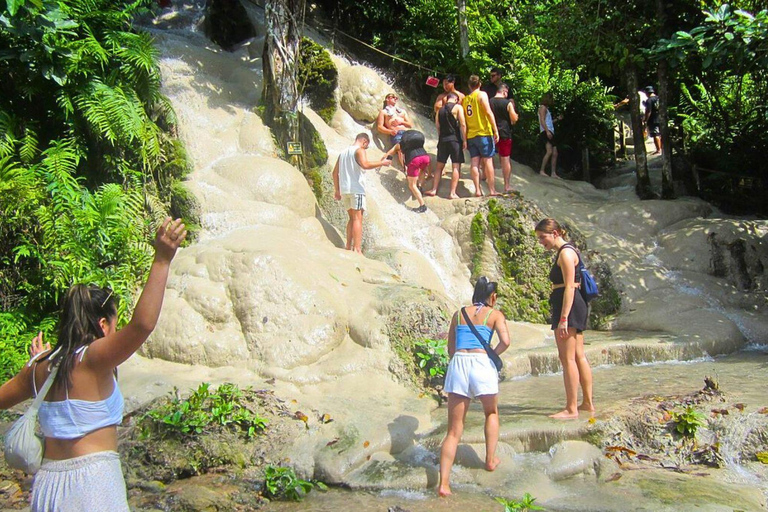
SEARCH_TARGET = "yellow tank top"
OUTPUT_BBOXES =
[463,90,494,138]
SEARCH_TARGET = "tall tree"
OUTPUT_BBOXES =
[262,0,304,152]
[456,0,469,60]
[656,0,674,199]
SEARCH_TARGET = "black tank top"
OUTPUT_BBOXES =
[400,130,427,164]
[438,102,461,142]
[549,244,582,285]
[490,97,511,139]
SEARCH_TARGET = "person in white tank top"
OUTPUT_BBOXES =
[0,218,186,511]
[332,133,389,253]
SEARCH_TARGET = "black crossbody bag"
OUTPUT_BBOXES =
[460,307,503,372]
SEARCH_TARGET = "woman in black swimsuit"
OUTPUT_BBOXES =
[535,218,594,419]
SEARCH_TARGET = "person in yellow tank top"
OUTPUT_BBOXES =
[462,75,499,196]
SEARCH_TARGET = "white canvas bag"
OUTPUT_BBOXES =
[4,364,58,474]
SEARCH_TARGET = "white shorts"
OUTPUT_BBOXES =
[342,193,366,211]
[444,352,499,398]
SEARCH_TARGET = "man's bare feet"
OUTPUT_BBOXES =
[549,410,579,419]
[437,485,452,497]
[448,193,460,200]
[485,456,501,471]
[578,403,595,412]
[489,191,501,197]
[539,171,548,176]
[551,174,561,179]
[423,190,437,197]
[474,192,484,197]
[651,150,661,155]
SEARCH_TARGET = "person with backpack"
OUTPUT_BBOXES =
[438,277,510,497]
[535,218,595,419]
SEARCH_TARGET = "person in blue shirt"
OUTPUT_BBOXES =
[438,277,511,497]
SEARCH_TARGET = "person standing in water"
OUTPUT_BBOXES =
[0,218,186,510]
[333,133,390,252]
[426,91,467,199]
[535,218,594,419]
[438,277,511,497]
[384,129,430,213]
[490,83,519,193]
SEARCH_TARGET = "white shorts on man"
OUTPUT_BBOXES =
[444,352,499,398]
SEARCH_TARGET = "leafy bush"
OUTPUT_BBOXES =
[414,338,449,380]
[496,492,545,511]
[263,464,325,501]
[0,0,194,378]
[141,383,268,439]
[672,406,706,438]
[298,38,338,124]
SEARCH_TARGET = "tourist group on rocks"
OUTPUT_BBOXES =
[0,73,600,509]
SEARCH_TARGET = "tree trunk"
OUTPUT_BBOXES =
[626,62,653,199]
[262,0,304,159]
[456,0,469,60]
[656,0,674,199]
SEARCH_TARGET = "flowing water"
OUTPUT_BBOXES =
[130,3,768,510]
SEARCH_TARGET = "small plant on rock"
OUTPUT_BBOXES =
[141,382,267,439]
[496,492,545,511]
[263,464,326,501]
[672,406,706,438]
[414,337,449,379]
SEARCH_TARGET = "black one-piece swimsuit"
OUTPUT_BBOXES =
[549,245,588,332]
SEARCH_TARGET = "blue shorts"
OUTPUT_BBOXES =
[467,136,495,158]
[392,130,405,145]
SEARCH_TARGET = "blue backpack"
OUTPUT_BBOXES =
[561,244,599,303]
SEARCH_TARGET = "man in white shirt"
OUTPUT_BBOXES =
[332,133,389,253]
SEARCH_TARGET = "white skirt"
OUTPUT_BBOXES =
[444,352,499,398]
[31,451,129,512]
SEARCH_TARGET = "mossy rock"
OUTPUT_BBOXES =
[471,197,552,324]
[298,38,338,125]
[170,180,201,240]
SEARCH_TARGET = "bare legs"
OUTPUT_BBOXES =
[470,156,482,197]
[482,157,498,195]
[407,175,425,207]
[438,393,500,497]
[500,155,513,192]
[426,162,461,199]
[652,135,662,155]
[345,208,363,253]
[550,327,594,419]
[539,141,559,178]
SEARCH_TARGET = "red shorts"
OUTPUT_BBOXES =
[497,138,512,157]
[406,154,430,177]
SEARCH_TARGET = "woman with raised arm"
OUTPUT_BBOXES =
[438,277,510,497]
[535,218,594,419]
[0,217,186,511]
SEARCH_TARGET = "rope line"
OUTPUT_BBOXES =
[313,19,444,76]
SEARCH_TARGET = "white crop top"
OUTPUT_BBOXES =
[33,347,124,440]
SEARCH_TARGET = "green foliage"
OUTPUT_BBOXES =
[263,464,323,501]
[298,38,338,124]
[141,383,268,440]
[652,5,768,183]
[414,338,449,379]
[496,492,545,511]
[672,406,706,438]
[483,198,551,324]
[0,0,192,378]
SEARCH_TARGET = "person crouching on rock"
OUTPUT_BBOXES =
[333,133,390,253]
[0,218,186,511]
[438,277,511,497]
[535,218,595,419]
[384,129,430,214]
